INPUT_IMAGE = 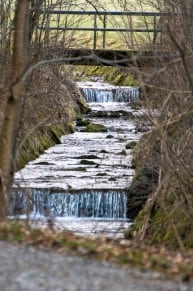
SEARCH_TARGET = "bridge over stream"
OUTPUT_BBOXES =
[36,10,168,66]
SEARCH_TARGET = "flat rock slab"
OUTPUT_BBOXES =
[0,241,191,291]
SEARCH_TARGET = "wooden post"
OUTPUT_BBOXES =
[153,14,157,44]
[93,13,97,50]
[129,15,134,49]
[103,14,107,49]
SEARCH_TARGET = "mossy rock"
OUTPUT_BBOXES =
[109,177,116,181]
[96,172,107,176]
[84,123,107,133]
[76,154,99,159]
[72,167,87,171]
[76,117,90,127]
[109,111,121,118]
[106,134,114,139]
[80,160,97,165]
[100,149,109,153]
[90,111,108,118]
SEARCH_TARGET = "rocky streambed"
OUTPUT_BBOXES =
[12,81,142,238]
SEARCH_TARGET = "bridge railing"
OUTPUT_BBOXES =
[37,10,165,50]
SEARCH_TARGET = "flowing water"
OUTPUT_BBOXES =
[13,82,141,238]
[77,81,139,103]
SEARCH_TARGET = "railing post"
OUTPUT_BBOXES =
[93,13,97,50]
[36,10,165,51]
[129,15,134,49]
[103,14,107,49]
[153,14,157,43]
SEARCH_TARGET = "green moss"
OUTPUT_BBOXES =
[76,117,90,126]
[0,222,26,242]
[117,254,130,264]
[113,74,125,85]
[123,75,135,86]
[72,65,135,86]
[17,124,68,169]
[39,135,51,149]
[50,130,61,144]
[125,206,149,239]
[127,195,193,250]
[68,122,75,133]
[155,208,193,249]
[84,123,107,132]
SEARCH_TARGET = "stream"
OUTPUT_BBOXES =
[13,81,141,239]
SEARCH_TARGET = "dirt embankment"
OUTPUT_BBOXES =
[0,65,88,169]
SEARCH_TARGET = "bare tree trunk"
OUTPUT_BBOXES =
[0,0,29,219]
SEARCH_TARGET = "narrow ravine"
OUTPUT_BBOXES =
[13,81,141,238]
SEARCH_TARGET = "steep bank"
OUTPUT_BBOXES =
[0,65,88,169]
[126,119,193,250]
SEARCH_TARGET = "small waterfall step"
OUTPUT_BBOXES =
[11,189,128,219]
[77,81,139,103]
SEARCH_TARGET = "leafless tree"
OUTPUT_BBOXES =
[0,0,30,218]
[129,0,193,249]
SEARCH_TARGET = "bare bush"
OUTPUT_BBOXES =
[129,0,193,250]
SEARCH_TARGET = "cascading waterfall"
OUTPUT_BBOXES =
[13,79,140,236]
[11,189,128,219]
[77,81,139,103]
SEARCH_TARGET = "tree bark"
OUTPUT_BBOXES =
[0,0,29,219]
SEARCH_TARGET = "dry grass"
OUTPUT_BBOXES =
[129,0,193,250]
